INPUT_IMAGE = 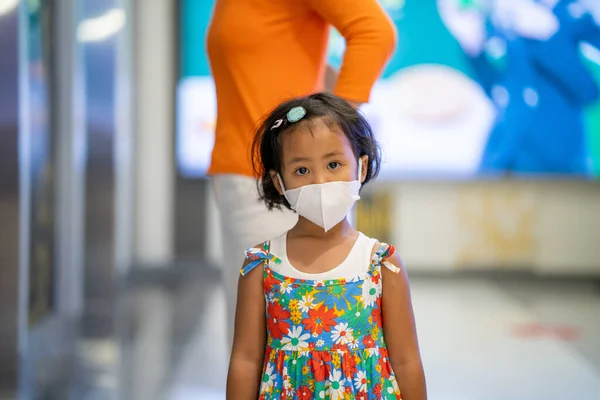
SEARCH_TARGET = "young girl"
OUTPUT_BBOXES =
[226,93,426,400]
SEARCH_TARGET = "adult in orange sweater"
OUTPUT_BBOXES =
[207,0,396,347]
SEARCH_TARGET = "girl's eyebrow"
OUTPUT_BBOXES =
[289,156,311,164]
[322,151,343,159]
[289,151,344,164]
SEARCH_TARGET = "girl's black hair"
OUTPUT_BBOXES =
[251,92,382,211]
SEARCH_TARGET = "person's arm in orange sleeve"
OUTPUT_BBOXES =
[305,0,397,108]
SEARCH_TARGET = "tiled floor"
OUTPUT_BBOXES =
[167,275,600,400]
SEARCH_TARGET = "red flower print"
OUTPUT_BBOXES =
[276,351,286,374]
[378,348,391,378]
[363,335,376,348]
[308,342,316,350]
[342,351,358,378]
[371,273,381,285]
[295,386,312,400]
[267,302,290,340]
[372,306,382,327]
[357,393,368,400]
[310,351,332,382]
[302,305,337,335]
[373,384,382,396]
[264,273,280,293]
[332,343,349,353]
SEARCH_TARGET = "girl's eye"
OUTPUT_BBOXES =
[296,167,309,176]
[327,162,341,170]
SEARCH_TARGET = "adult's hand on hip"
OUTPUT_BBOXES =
[324,65,362,109]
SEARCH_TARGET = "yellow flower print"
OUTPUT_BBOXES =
[289,299,299,309]
[333,353,341,369]
[373,328,380,341]
[376,364,382,373]
[291,310,302,324]
[302,365,309,375]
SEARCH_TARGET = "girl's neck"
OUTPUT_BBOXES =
[289,217,356,241]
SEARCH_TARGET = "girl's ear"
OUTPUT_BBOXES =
[270,170,284,195]
[359,155,369,183]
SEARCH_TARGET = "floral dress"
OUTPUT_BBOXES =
[242,241,403,400]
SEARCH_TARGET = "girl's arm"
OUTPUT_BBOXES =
[382,252,427,400]
[226,259,266,400]
[304,0,397,107]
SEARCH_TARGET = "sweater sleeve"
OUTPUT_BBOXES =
[304,0,397,103]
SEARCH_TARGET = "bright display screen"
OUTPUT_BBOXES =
[177,0,600,179]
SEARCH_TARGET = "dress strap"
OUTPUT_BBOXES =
[371,243,401,274]
[240,241,282,276]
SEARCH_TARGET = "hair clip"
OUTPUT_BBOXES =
[270,106,306,131]
[270,119,284,130]
[287,106,306,123]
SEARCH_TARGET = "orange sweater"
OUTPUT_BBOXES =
[206,0,397,177]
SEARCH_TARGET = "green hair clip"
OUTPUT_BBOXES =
[286,106,306,123]
[270,106,307,131]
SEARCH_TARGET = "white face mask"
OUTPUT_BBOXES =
[277,160,363,232]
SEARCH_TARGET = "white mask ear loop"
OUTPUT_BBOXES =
[276,174,286,192]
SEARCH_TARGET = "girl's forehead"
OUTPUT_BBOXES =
[281,118,351,153]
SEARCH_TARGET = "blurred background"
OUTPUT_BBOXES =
[1,0,600,399]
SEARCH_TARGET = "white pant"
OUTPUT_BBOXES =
[211,174,298,349]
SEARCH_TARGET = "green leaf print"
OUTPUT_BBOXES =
[296,285,313,297]
[341,302,370,336]
[279,296,290,308]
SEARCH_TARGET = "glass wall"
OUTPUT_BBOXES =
[80,0,119,337]
[0,1,21,394]
[25,0,56,331]
[11,0,131,397]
